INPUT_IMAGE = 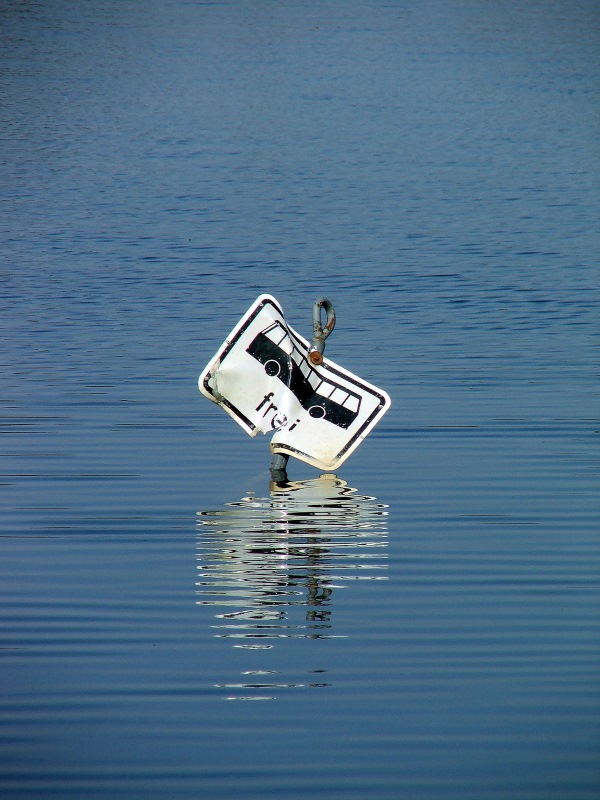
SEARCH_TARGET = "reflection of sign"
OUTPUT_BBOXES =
[198,295,391,470]
[197,474,389,645]
[196,474,389,699]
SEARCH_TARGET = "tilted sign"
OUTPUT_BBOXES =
[198,294,391,471]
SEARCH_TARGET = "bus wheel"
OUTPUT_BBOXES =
[308,405,326,419]
[264,360,280,377]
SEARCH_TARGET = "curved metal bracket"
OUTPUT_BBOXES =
[308,298,336,365]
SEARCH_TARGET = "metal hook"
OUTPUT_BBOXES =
[308,298,336,365]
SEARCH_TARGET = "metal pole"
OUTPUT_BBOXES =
[269,298,336,483]
[269,452,289,483]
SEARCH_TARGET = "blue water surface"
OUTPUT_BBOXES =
[1,1,599,798]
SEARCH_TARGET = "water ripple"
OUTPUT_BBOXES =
[197,474,388,697]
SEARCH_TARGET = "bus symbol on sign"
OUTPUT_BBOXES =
[198,295,391,471]
[246,321,361,429]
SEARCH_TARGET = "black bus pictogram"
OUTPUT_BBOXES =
[246,321,361,429]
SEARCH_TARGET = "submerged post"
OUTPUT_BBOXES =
[269,297,337,483]
[269,452,290,483]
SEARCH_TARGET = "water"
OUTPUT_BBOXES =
[197,474,389,695]
[1,0,599,797]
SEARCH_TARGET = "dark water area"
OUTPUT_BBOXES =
[1,1,599,798]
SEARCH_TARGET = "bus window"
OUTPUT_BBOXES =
[330,387,349,406]
[307,371,320,391]
[299,358,311,379]
[264,324,281,344]
[343,394,360,414]
[319,381,336,398]
[264,322,293,355]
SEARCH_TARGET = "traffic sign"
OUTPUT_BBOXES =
[199,294,391,471]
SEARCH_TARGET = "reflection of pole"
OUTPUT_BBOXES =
[269,298,336,483]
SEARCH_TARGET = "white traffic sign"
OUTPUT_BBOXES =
[199,294,391,471]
